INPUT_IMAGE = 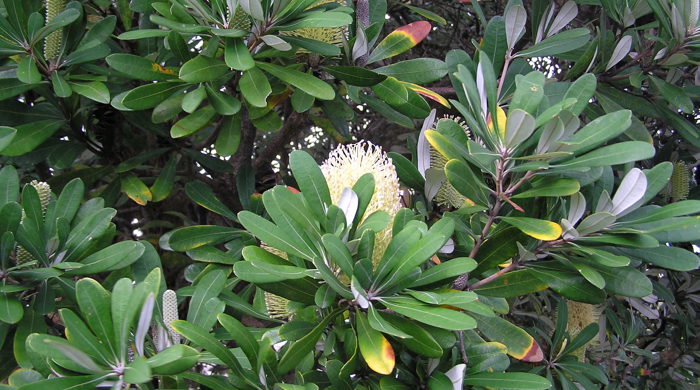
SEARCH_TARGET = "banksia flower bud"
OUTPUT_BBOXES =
[44,0,66,60]
[670,161,689,201]
[430,117,473,209]
[229,6,251,30]
[15,181,51,266]
[321,141,401,265]
[565,300,600,362]
[264,292,291,320]
[162,289,180,344]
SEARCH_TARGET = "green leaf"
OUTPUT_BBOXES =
[381,313,443,358]
[410,257,477,287]
[289,150,331,219]
[464,372,551,389]
[75,278,116,359]
[388,152,424,190]
[179,55,230,83]
[234,259,307,283]
[516,28,590,57]
[617,246,699,271]
[50,72,72,97]
[256,62,334,100]
[374,59,447,84]
[595,266,652,297]
[170,106,217,138]
[215,115,241,156]
[171,320,251,382]
[0,78,37,101]
[466,342,510,373]
[182,85,206,113]
[278,308,343,373]
[475,269,548,297]
[513,178,580,199]
[147,344,199,375]
[529,262,606,304]
[1,120,63,156]
[106,54,177,81]
[381,297,476,330]
[64,241,144,276]
[217,313,258,368]
[649,76,693,113]
[168,225,241,251]
[224,38,254,71]
[473,313,544,362]
[16,56,41,84]
[185,181,237,220]
[445,159,489,205]
[70,82,110,104]
[481,16,507,73]
[371,76,429,119]
[356,311,395,375]
[150,154,178,202]
[187,267,228,328]
[322,66,387,87]
[0,126,16,152]
[275,11,352,30]
[118,29,171,39]
[239,67,271,107]
[560,110,632,154]
[122,81,184,110]
[367,306,412,339]
[0,293,23,324]
[562,73,596,116]
[554,142,655,170]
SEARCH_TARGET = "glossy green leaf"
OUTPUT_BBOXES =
[121,174,152,206]
[122,82,184,110]
[65,241,145,276]
[106,54,177,81]
[381,297,476,330]
[1,120,63,156]
[475,269,548,297]
[0,293,23,324]
[374,59,447,84]
[16,56,41,84]
[356,311,395,375]
[168,225,241,251]
[75,278,116,359]
[256,62,334,100]
[239,67,271,107]
[147,344,199,375]
[185,181,237,221]
[170,106,217,138]
[70,82,110,104]
[322,66,387,87]
[473,313,544,362]
[179,55,230,83]
[554,142,655,169]
[278,308,343,373]
[224,38,254,71]
[513,178,580,199]
[0,126,16,152]
[464,372,550,389]
[516,28,590,57]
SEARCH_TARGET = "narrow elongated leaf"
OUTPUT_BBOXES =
[554,142,655,169]
[367,21,431,64]
[0,126,16,152]
[239,67,271,107]
[185,181,237,221]
[121,174,152,206]
[278,308,343,373]
[224,38,254,71]
[170,106,217,138]
[1,120,63,156]
[322,66,387,87]
[217,313,258,368]
[381,297,476,330]
[500,217,562,241]
[65,241,145,275]
[374,59,447,84]
[168,225,241,251]
[513,178,580,199]
[256,62,334,100]
[464,372,550,389]
[473,313,544,362]
[122,82,184,110]
[106,54,177,81]
[70,82,110,104]
[76,278,116,359]
[516,28,590,57]
[475,269,548,297]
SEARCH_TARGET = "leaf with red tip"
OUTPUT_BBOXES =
[401,81,450,107]
[473,314,544,362]
[356,311,395,375]
[367,21,432,64]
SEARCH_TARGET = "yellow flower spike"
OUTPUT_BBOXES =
[486,106,507,140]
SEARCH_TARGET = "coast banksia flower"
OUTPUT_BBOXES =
[44,0,66,60]
[565,300,600,362]
[261,244,293,320]
[16,181,51,265]
[670,161,690,201]
[321,141,401,266]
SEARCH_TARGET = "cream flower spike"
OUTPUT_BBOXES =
[321,141,401,265]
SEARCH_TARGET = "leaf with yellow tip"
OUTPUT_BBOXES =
[366,21,432,64]
[121,174,152,206]
[400,81,450,107]
[500,217,562,241]
[356,311,395,375]
[486,106,507,139]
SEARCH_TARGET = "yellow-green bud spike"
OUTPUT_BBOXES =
[44,0,66,60]
[670,161,690,201]
[29,180,51,215]
[230,6,251,30]
[162,289,180,344]
[282,0,346,52]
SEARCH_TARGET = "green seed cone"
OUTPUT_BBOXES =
[230,6,251,30]
[15,181,51,266]
[44,0,66,60]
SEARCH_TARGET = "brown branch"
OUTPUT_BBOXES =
[253,110,309,171]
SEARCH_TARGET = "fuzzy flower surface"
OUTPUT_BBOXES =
[321,141,401,264]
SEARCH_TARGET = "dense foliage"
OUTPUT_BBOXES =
[0,0,698,389]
